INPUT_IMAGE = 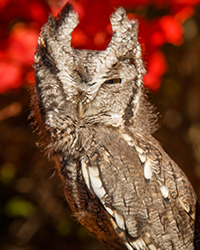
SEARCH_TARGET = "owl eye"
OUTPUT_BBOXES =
[104,78,121,85]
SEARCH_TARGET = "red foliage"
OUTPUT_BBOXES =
[0,0,199,93]
[0,0,50,93]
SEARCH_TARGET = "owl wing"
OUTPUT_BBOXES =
[81,127,197,250]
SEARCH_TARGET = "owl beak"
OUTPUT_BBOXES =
[78,102,84,118]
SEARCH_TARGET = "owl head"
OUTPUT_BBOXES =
[33,2,157,144]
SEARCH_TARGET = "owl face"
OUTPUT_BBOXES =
[61,50,142,127]
[34,3,152,134]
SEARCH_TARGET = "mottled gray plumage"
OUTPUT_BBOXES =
[32,2,200,249]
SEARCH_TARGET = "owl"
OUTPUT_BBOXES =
[32,2,200,250]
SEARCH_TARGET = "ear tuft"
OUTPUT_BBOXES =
[55,2,74,28]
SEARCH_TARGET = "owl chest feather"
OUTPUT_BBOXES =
[54,125,127,249]
[55,124,197,250]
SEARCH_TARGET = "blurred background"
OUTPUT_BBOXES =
[0,0,200,249]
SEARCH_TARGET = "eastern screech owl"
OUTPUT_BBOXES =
[32,2,200,250]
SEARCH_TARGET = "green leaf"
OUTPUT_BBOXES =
[5,197,36,218]
[0,162,16,184]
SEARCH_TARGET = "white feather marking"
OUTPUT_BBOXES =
[120,133,132,142]
[135,146,144,155]
[114,211,125,230]
[125,140,134,147]
[130,238,147,250]
[88,168,101,190]
[130,241,140,250]
[90,175,102,188]
[125,242,133,250]
[92,184,106,199]
[138,153,146,163]
[120,133,134,146]
[149,244,157,250]
[178,197,190,213]
[81,161,90,189]
[103,150,110,162]
[54,108,59,113]
[144,160,152,180]
[104,206,114,216]
[88,167,106,199]
[135,238,146,248]
[88,166,99,177]
[160,185,169,199]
